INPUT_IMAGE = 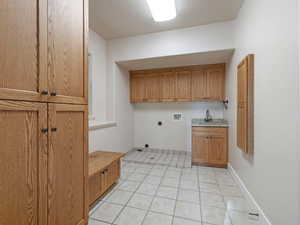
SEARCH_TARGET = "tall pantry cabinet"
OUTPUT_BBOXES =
[0,0,89,225]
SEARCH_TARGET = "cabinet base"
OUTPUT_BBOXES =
[192,162,227,169]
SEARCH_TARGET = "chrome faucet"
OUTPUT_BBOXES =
[205,109,212,122]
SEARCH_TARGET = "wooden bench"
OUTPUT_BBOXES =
[88,151,124,206]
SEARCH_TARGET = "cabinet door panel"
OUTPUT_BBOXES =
[48,104,88,225]
[161,72,176,101]
[0,0,47,101]
[206,67,225,101]
[0,101,47,225]
[48,0,88,104]
[192,132,209,164]
[130,75,145,103]
[208,136,227,166]
[192,69,207,100]
[176,71,192,101]
[144,74,160,102]
[89,173,101,205]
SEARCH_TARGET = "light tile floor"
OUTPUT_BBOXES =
[89,161,262,225]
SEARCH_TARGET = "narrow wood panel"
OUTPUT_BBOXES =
[176,71,192,101]
[0,101,47,225]
[144,74,160,102]
[48,0,88,104]
[208,136,228,166]
[88,174,101,205]
[237,55,254,154]
[48,104,88,225]
[206,67,225,101]
[192,69,207,100]
[0,0,47,102]
[160,72,176,101]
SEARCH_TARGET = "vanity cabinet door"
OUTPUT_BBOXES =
[208,135,228,166]
[206,67,225,101]
[192,69,207,101]
[192,130,209,164]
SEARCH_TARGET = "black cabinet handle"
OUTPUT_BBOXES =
[50,92,57,96]
[41,90,49,95]
[51,128,58,132]
[41,128,48,133]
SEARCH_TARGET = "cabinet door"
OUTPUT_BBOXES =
[144,74,160,102]
[192,69,207,101]
[130,75,145,103]
[107,161,120,187]
[0,0,47,102]
[160,72,176,102]
[206,67,225,101]
[88,173,101,205]
[48,0,88,104]
[0,101,47,225]
[48,104,88,225]
[176,71,192,101]
[192,131,209,164]
[208,136,227,166]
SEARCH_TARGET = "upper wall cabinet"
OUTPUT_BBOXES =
[0,0,48,102]
[130,64,225,103]
[48,0,88,104]
[0,0,88,104]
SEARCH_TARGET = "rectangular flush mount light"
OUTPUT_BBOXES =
[146,0,177,22]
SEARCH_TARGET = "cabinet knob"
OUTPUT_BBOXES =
[41,128,48,133]
[51,128,58,132]
[50,92,57,96]
[41,90,49,95]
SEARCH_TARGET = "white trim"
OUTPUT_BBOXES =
[228,163,273,225]
[89,121,117,130]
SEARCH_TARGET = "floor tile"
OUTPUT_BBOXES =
[114,207,147,225]
[91,202,123,223]
[161,177,179,188]
[174,201,201,221]
[198,174,217,184]
[177,189,200,203]
[88,218,110,225]
[128,173,146,182]
[220,185,243,197]
[144,175,161,185]
[135,167,152,175]
[201,192,226,208]
[229,210,261,225]
[202,206,232,225]
[180,178,199,190]
[137,183,158,196]
[164,170,181,179]
[118,180,141,192]
[156,186,178,199]
[149,169,166,177]
[173,217,201,225]
[106,190,133,205]
[217,176,236,186]
[142,212,172,225]
[150,197,176,215]
[224,197,254,213]
[127,193,153,210]
[199,183,221,194]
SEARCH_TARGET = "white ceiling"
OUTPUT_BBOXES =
[117,49,234,71]
[89,0,244,40]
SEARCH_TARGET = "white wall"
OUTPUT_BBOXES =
[134,102,224,151]
[89,30,134,153]
[225,1,300,225]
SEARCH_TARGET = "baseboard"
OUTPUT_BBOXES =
[228,163,272,225]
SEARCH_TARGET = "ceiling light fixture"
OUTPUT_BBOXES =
[146,0,177,22]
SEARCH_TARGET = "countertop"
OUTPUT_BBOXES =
[192,119,229,128]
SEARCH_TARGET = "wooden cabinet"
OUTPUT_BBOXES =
[48,104,88,225]
[0,0,47,102]
[0,0,89,224]
[130,64,225,103]
[0,101,48,225]
[130,75,146,103]
[237,55,254,154]
[176,71,192,101]
[88,151,124,206]
[160,72,176,101]
[48,0,88,104]
[192,127,228,168]
[192,65,225,101]
[144,74,160,102]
